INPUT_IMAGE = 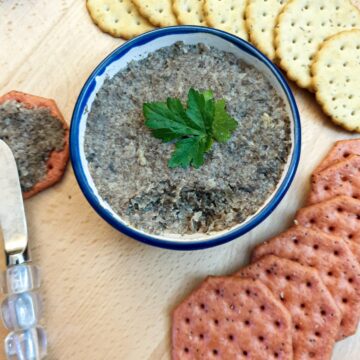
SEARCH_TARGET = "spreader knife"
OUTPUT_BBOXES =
[0,140,47,360]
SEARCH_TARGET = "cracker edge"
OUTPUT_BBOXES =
[132,0,178,27]
[203,0,248,40]
[85,0,154,40]
[245,0,276,60]
[172,0,206,25]
[0,90,70,199]
[274,0,315,90]
[311,29,360,133]
[313,139,360,174]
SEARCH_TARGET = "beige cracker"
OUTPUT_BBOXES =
[245,0,288,60]
[172,0,206,25]
[86,0,154,39]
[203,0,248,40]
[275,0,360,89]
[312,29,360,132]
[132,0,178,27]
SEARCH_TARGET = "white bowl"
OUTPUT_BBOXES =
[70,26,301,250]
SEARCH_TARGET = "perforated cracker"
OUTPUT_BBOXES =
[314,139,360,173]
[312,29,360,132]
[203,0,248,39]
[172,0,206,25]
[172,276,293,359]
[86,0,154,39]
[132,0,178,27]
[309,155,360,204]
[236,255,341,360]
[296,195,360,249]
[252,226,360,339]
[275,0,360,89]
[245,0,288,60]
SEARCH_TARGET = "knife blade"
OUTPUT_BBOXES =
[0,140,29,265]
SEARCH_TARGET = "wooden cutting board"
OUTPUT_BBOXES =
[0,1,359,359]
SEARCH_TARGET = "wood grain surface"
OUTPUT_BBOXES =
[1,1,360,359]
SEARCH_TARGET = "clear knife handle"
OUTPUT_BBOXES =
[1,264,47,360]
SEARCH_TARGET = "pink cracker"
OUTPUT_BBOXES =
[236,255,341,360]
[172,276,293,360]
[252,226,360,339]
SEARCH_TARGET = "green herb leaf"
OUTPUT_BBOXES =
[143,88,238,169]
[168,136,208,169]
[143,102,202,137]
[212,99,238,143]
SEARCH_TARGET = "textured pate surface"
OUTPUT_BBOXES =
[0,100,66,192]
[84,42,291,235]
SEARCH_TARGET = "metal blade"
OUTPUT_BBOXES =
[0,140,29,264]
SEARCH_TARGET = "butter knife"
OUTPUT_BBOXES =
[0,140,47,360]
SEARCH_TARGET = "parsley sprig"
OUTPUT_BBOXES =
[143,88,238,169]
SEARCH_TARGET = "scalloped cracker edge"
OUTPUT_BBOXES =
[245,0,288,60]
[132,0,178,27]
[312,29,360,132]
[203,0,248,40]
[275,0,360,90]
[172,0,206,25]
[86,0,154,40]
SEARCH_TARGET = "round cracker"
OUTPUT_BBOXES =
[132,0,178,27]
[275,0,360,89]
[312,29,360,132]
[86,0,154,40]
[203,0,248,40]
[172,0,206,25]
[0,91,69,199]
[245,0,288,60]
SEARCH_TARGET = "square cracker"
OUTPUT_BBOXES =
[172,276,293,359]
[275,0,360,89]
[252,225,360,339]
[314,139,360,173]
[236,255,341,360]
[308,155,360,204]
[86,0,154,39]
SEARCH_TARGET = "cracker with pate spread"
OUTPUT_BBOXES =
[0,91,69,198]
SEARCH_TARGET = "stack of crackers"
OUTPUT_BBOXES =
[86,0,360,132]
[85,0,249,40]
[172,138,360,359]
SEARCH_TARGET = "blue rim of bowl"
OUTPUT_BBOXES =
[70,25,301,251]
